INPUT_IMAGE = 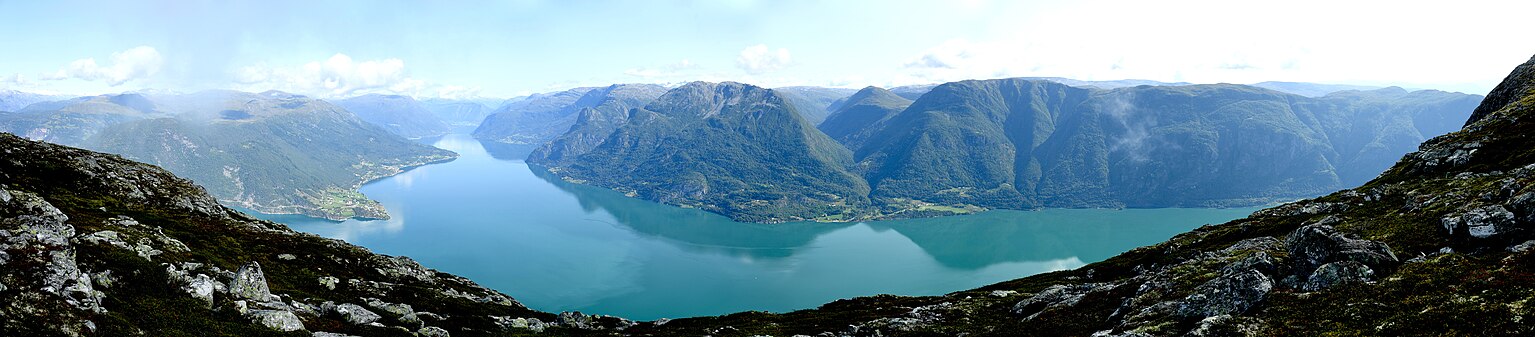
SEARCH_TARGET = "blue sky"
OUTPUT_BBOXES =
[1,0,1532,98]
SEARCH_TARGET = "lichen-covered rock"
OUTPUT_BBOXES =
[365,297,415,318]
[318,276,339,290]
[370,255,437,283]
[1511,240,1535,253]
[1509,192,1535,223]
[1441,205,1519,239]
[248,309,305,332]
[416,326,450,337]
[1185,315,1264,337]
[103,216,190,254]
[559,311,596,329]
[1285,222,1398,273]
[1090,330,1154,337]
[1303,261,1375,291]
[1011,283,1115,320]
[328,302,382,325]
[493,316,552,333]
[184,273,218,308]
[0,190,105,317]
[1178,269,1273,318]
[230,261,275,302]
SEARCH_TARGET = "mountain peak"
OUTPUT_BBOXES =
[1466,54,1535,125]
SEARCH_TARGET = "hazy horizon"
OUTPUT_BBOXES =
[2,0,1532,99]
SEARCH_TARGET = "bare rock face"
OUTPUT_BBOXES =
[247,309,305,332]
[183,273,219,308]
[1442,205,1519,239]
[325,302,382,325]
[416,326,451,337]
[229,261,275,302]
[0,189,104,335]
[1303,261,1376,291]
[1011,283,1115,320]
[1178,269,1274,318]
[1285,221,1398,274]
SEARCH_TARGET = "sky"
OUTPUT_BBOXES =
[1,0,1532,99]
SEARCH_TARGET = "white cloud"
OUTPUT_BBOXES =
[736,44,791,74]
[0,73,27,86]
[39,46,163,86]
[233,53,472,98]
[624,59,701,79]
[433,85,483,99]
[893,0,1535,94]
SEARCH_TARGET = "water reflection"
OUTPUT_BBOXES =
[874,209,1247,269]
[477,140,540,161]
[255,134,1259,320]
[237,208,406,242]
[527,165,851,259]
[522,159,1254,269]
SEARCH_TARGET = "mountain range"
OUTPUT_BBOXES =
[1,53,1531,337]
[855,80,1481,216]
[816,86,914,151]
[419,98,496,132]
[772,86,860,125]
[0,91,455,220]
[333,94,453,139]
[530,82,871,223]
[0,89,65,112]
[891,79,1386,101]
[471,86,606,144]
[534,78,1480,222]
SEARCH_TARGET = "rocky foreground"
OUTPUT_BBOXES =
[4,55,1535,336]
[0,132,632,336]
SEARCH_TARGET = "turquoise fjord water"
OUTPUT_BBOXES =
[251,134,1260,321]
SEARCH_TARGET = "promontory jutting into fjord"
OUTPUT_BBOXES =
[3,1,1534,336]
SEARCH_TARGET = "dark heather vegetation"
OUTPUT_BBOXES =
[0,90,456,221]
[333,94,453,138]
[3,54,1534,336]
[472,85,667,145]
[529,82,872,223]
[540,77,1478,222]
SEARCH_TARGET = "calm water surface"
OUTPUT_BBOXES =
[254,134,1259,320]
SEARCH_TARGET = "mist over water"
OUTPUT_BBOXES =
[251,134,1259,320]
